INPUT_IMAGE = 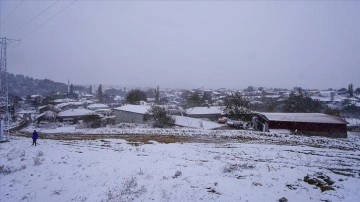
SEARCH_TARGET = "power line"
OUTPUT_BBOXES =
[0,0,25,26]
[21,0,61,28]
[22,0,78,39]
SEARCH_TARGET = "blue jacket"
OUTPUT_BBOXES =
[32,131,38,140]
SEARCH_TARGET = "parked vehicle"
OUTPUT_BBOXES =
[226,120,244,129]
[217,117,228,124]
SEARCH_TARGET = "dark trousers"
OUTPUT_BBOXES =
[32,139,37,146]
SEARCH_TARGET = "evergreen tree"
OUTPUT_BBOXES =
[185,91,204,108]
[89,85,92,94]
[330,92,335,102]
[69,84,74,94]
[144,106,175,128]
[223,92,252,120]
[126,89,147,104]
[283,92,323,113]
[154,85,160,104]
[348,83,354,97]
[97,84,103,103]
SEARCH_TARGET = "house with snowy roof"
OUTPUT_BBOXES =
[185,106,224,121]
[255,113,348,138]
[57,108,98,123]
[113,104,152,124]
[173,115,222,130]
[87,103,109,110]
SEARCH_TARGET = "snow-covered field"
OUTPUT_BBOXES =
[1,132,360,202]
[21,123,360,151]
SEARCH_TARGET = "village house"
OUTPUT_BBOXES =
[185,106,224,121]
[57,108,97,123]
[87,103,109,110]
[255,112,348,138]
[173,115,222,130]
[113,104,151,124]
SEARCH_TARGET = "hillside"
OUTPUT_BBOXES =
[7,73,86,97]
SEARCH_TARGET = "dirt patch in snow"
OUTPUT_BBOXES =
[13,133,230,144]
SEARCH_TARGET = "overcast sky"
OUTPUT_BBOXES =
[0,0,359,90]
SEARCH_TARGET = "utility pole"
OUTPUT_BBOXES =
[0,37,20,141]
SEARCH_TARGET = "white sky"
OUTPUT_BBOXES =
[1,0,359,90]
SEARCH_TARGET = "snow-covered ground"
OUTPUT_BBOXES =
[1,133,360,202]
[21,123,360,151]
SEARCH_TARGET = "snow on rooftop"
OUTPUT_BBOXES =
[36,111,56,119]
[58,108,95,117]
[69,101,84,106]
[310,96,332,102]
[38,105,48,110]
[87,103,109,109]
[17,110,37,114]
[114,104,151,114]
[114,95,124,101]
[260,113,347,124]
[54,102,71,109]
[53,98,75,103]
[173,115,222,130]
[185,106,224,115]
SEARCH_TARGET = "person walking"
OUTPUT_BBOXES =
[32,130,38,146]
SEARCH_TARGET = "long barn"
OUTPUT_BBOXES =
[256,113,348,138]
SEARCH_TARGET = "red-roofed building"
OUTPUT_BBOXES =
[256,113,347,138]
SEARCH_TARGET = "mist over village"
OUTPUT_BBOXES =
[1,1,360,202]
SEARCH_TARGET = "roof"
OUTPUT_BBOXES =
[36,111,56,119]
[87,103,109,109]
[38,105,48,110]
[113,104,151,114]
[69,102,84,106]
[53,98,75,104]
[17,110,37,114]
[173,115,222,130]
[54,103,71,109]
[185,106,224,115]
[259,113,347,125]
[58,108,95,117]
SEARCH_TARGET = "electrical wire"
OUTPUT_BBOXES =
[22,0,78,39]
[21,0,61,28]
[0,0,25,26]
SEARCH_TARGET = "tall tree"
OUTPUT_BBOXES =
[97,84,103,103]
[89,85,92,94]
[283,92,322,113]
[223,92,252,120]
[69,84,74,94]
[126,89,147,104]
[185,91,204,108]
[154,85,160,104]
[348,83,354,97]
[144,106,175,128]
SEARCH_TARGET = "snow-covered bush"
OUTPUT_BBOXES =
[106,176,146,202]
[0,165,14,175]
[33,153,45,166]
[223,163,255,173]
[172,170,182,178]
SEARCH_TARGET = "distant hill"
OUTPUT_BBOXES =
[7,73,68,97]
